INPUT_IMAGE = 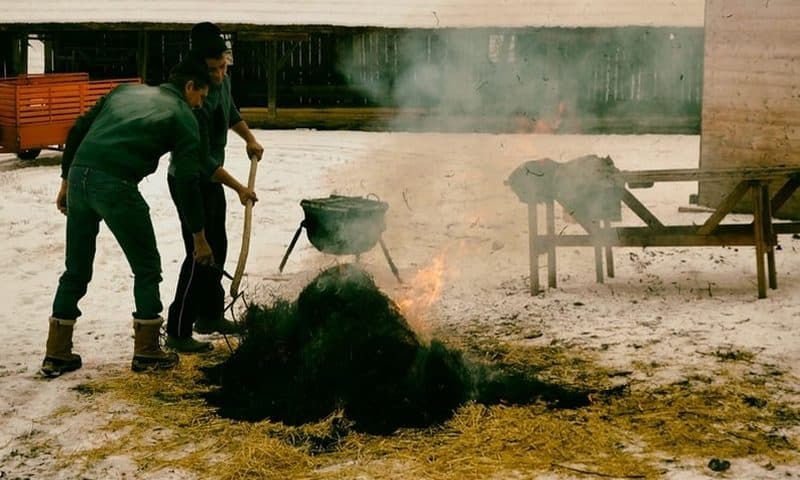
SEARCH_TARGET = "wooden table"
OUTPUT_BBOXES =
[524,166,800,298]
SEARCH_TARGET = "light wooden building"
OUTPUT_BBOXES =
[699,0,800,217]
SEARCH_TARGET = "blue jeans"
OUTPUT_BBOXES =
[52,166,163,320]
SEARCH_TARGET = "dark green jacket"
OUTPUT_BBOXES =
[62,83,216,232]
[169,74,242,178]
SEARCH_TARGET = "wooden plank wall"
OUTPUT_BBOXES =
[699,0,800,218]
[45,31,142,79]
[20,26,703,134]
[231,27,703,133]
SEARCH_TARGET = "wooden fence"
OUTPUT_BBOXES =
[3,26,704,133]
[231,27,703,132]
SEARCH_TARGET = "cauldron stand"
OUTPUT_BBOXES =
[278,195,402,282]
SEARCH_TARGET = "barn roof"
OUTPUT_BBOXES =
[0,0,705,29]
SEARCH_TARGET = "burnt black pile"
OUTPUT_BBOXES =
[204,264,598,434]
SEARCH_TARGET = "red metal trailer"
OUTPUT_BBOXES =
[0,73,140,160]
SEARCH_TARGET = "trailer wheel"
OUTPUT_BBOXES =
[18,149,41,161]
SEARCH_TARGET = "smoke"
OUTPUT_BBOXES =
[324,26,702,268]
[336,26,702,134]
[294,23,703,303]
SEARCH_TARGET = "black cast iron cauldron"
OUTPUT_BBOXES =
[300,195,389,255]
[279,195,401,281]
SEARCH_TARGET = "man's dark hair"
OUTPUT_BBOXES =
[168,57,211,89]
[189,21,227,60]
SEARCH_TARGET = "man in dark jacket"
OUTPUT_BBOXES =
[41,58,257,377]
[165,22,264,352]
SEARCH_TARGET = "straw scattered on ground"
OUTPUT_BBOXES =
[203,264,605,433]
[39,340,799,480]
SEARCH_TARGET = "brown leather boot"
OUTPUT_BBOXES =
[131,317,179,372]
[40,317,82,377]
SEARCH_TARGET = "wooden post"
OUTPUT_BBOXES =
[603,219,615,278]
[592,220,604,284]
[769,175,800,213]
[44,38,53,73]
[268,40,278,118]
[546,199,557,288]
[752,182,767,299]
[12,33,28,75]
[137,30,149,83]
[762,184,777,289]
[528,203,539,295]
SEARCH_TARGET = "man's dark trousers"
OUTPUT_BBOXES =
[166,177,227,338]
[52,166,163,320]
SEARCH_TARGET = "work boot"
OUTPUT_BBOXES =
[131,317,179,372]
[165,335,214,353]
[40,317,82,377]
[193,315,242,335]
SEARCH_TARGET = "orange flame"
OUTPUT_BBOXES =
[397,253,447,338]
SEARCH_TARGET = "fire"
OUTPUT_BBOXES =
[396,253,447,337]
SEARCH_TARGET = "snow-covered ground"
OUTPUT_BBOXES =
[1,131,798,478]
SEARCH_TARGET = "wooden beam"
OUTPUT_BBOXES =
[618,223,786,245]
[603,219,615,278]
[12,33,27,75]
[136,30,148,83]
[773,222,800,234]
[770,175,800,214]
[535,223,781,248]
[762,184,777,290]
[753,182,767,299]
[560,202,601,236]
[618,166,800,183]
[546,199,556,288]
[44,38,52,73]
[267,40,277,118]
[696,180,751,235]
[528,204,539,295]
[276,41,303,71]
[621,189,665,229]
[238,32,309,42]
[0,23,379,35]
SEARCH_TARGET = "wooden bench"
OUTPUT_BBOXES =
[522,166,800,298]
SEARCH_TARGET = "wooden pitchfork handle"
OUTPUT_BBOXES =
[230,154,259,298]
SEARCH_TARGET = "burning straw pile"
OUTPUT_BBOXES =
[204,264,597,433]
[48,265,799,479]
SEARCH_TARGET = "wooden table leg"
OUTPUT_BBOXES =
[594,242,604,283]
[767,247,777,290]
[762,184,777,289]
[752,182,767,299]
[593,219,604,284]
[603,219,614,278]
[567,210,603,284]
[546,200,557,288]
[528,203,539,295]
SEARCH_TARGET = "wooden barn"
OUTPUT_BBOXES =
[698,0,800,218]
[0,1,705,133]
